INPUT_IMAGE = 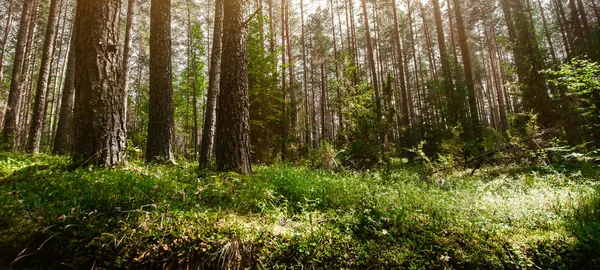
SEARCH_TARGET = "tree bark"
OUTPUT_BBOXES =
[2,0,34,149]
[199,0,223,169]
[122,0,136,128]
[72,0,126,166]
[215,0,252,174]
[147,0,175,163]
[0,0,15,101]
[27,0,61,153]
[53,14,77,155]
[452,0,481,140]
[361,0,381,123]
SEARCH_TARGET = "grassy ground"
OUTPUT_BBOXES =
[0,152,599,269]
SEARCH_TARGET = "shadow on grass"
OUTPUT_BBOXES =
[563,185,600,268]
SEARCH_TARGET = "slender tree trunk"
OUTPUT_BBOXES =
[215,0,252,174]
[199,0,223,169]
[27,0,61,153]
[147,0,175,163]
[122,0,136,129]
[391,0,412,157]
[2,0,34,149]
[361,0,381,123]
[300,0,310,146]
[537,0,558,65]
[285,2,296,141]
[53,13,78,155]
[17,0,40,146]
[280,0,287,159]
[452,0,481,140]
[432,0,457,126]
[0,0,15,99]
[72,0,126,166]
[186,0,199,160]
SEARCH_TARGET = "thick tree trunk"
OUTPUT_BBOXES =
[72,0,126,166]
[147,0,175,163]
[27,0,61,153]
[199,0,223,169]
[2,0,34,149]
[215,0,252,174]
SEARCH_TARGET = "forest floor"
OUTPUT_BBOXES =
[1,152,599,269]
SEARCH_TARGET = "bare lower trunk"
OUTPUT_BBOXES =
[147,0,175,163]
[215,0,252,174]
[27,0,61,153]
[199,0,223,169]
[72,0,126,166]
[2,0,34,149]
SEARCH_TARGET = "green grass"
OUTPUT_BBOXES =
[0,152,599,269]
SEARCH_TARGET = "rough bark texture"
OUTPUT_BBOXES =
[72,0,126,166]
[199,0,223,170]
[215,0,252,174]
[27,0,61,153]
[147,0,175,163]
[53,11,78,155]
[2,0,34,149]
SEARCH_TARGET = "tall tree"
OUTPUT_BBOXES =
[146,0,175,163]
[361,0,381,123]
[53,16,77,155]
[452,0,481,140]
[122,0,136,125]
[391,0,412,156]
[2,0,34,149]
[27,0,61,153]
[432,0,457,125]
[72,0,126,166]
[0,0,15,99]
[215,0,252,174]
[199,0,223,169]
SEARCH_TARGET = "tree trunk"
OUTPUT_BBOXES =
[199,0,223,169]
[0,0,15,101]
[147,0,175,163]
[72,0,126,166]
[452,0,481,140]
[361,0,381,123]
[122,0,136,128]
[2,0,34,149]
[432,0,457,125]
[391,0,413,158]
[215,0,252,174]
[27,0,61,153]
[300,0,310,146]
[53,13,78,155]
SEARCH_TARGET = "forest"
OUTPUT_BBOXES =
[0,0,599,268]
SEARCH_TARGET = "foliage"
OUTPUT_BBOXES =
[1,152,599,269]
[248,15,282,165]
[544,58,600,148]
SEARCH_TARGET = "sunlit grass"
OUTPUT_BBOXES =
[0,152,598,268]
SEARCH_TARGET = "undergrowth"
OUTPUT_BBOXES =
[0,152,599,269]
